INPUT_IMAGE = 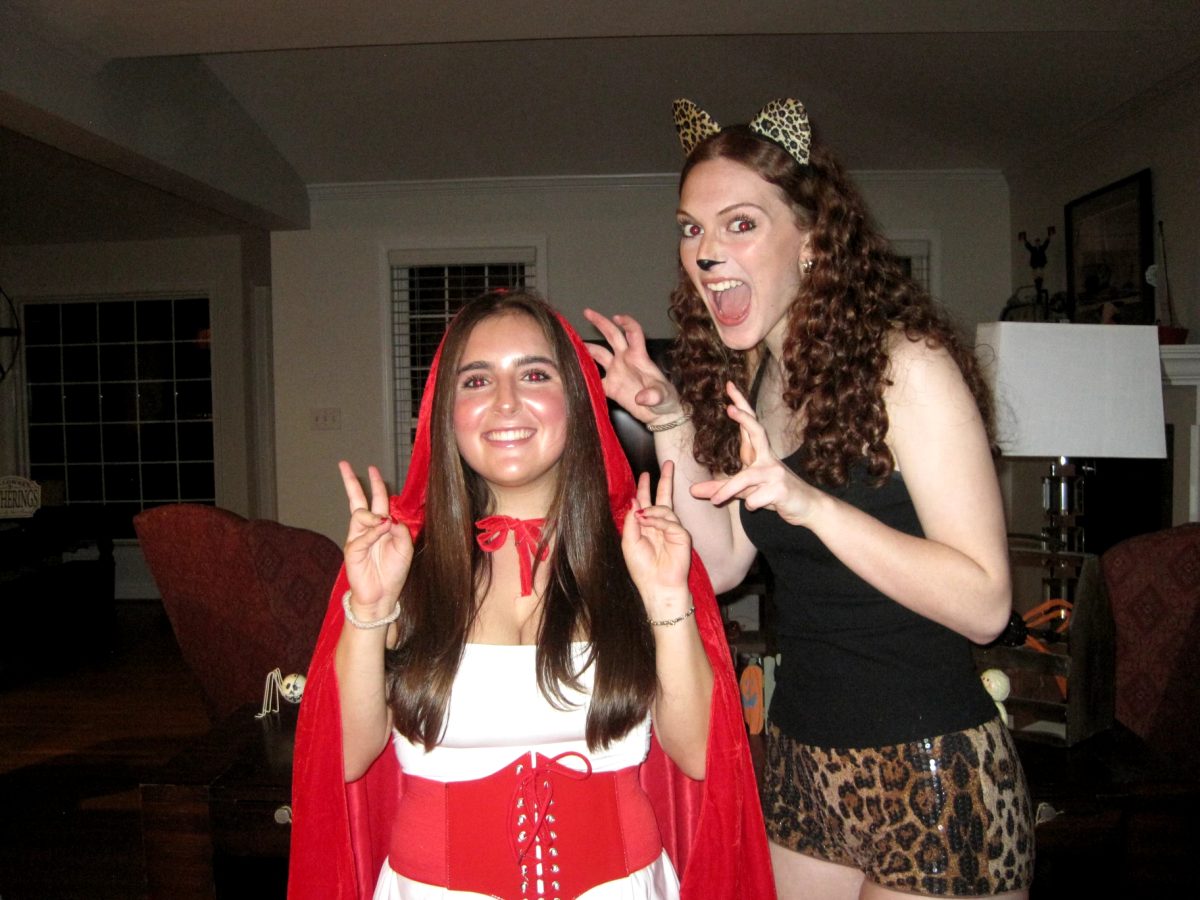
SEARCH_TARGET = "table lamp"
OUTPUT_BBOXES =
[976,322,1166,560]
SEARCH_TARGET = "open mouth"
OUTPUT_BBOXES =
[706,279,751,326]
[484,428,534,443]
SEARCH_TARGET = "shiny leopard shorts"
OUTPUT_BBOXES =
[761,717,1035,895]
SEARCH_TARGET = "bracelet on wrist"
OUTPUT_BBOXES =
[342,590,401,629]
[647,414,690,433]
[648,605,696,627]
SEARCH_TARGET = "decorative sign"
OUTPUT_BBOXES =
[0,476,41,518]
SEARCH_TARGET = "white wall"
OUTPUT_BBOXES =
[273,171,1011,541]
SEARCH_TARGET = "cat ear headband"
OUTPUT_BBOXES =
[672,98,812,166]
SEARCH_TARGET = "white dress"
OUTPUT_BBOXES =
[373,643,680,900]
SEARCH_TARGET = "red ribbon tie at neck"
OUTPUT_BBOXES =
[474,516,548,597]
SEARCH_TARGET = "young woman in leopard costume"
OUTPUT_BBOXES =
[586,98,1034,899]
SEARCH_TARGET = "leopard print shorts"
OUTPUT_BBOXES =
[761,718,1035,895]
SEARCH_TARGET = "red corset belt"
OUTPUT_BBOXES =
[387,752,663,899]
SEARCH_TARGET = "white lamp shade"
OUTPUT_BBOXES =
[975,322,1166,459]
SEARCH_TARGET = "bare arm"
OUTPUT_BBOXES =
[695,340,1011,644]
[584,309,757,591]
[334,462,414,781]
[621,462,713,779]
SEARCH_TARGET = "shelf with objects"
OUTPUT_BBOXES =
[974,536,1114,746]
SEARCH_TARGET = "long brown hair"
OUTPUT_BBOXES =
[670,126,996,486]
[386,291,656,750]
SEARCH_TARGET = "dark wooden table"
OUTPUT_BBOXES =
[140,703,297,899]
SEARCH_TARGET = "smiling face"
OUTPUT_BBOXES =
[451,312,568,514]
[678,156,811,355]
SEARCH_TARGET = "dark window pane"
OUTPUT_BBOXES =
[177,422,213,460]
[30,464,65,487]
[24,346,61,383]
[180,462,215,500]
[23,305,60,345]
[99,344,136,381]
[28,385,63,424]
[142,463,178,500]
[104,503,141,539]
[136,300,172,340]
[65,424,102,462]
[98,300,135,343]
[137,343,173,380]
[68,464,103,502]
[175,342,211,379]
[174,298,210,340]
[103,423,139,462]
[28,425,64,463]
[101,382,138,422]
[176,381,212,420]
[62,344,99,382]
[61,303,98,343]
[104,463,140,501]
[138,382,175,421]
[140,422,177,459]
[63,383,100,422]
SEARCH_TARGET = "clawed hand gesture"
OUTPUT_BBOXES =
[583,309,682,426]
[622,460,692,608]
[690,382,818,527]
[338,462,414,616]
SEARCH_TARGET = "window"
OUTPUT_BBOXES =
[389,248,538,480]
[22,296,214,538]
[891,238,932,293]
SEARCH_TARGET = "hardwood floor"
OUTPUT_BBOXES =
[0,600,211,900]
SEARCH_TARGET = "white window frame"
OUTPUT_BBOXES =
[385,243,545,485]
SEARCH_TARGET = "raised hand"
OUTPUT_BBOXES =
[621,461,693,612]
[338,461,414,616]
[690,382,820,526]
[582,309,682,426]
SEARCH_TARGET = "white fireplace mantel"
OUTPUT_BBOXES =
[1162,344,1200,523]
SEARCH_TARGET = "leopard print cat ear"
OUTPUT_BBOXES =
[748,99,812,166]
[672,98,722,157]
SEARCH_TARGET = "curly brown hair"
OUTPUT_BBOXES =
[670,126,996,487]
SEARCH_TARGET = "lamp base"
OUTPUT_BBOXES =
[1041,457,1088,555]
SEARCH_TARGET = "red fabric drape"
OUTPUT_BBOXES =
[287,307,776,899]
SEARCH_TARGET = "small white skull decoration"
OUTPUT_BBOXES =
[280,672,307,703]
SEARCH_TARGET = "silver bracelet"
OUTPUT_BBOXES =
[342,590,401,629]
[647,414,690,433]
[649,605,696,627]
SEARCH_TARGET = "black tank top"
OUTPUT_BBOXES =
[740,458,996,748]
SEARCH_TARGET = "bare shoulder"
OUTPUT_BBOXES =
[883,330,973,412]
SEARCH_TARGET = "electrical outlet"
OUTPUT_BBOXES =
[311,407,341,430]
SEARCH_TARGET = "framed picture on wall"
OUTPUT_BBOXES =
[1064,169,1155,324]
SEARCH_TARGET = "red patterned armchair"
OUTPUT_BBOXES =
[134,504,342,722]
[1100,522,1200,777]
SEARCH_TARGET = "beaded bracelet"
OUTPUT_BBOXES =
[648,605,696,627]
[342,590,401,629]
[647,414,690,433]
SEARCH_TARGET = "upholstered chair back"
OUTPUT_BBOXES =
[134,504,342,722]
[1101,522,1200,776]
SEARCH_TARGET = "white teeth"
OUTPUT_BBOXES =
[707,279,744,292]
[486,429,533,441]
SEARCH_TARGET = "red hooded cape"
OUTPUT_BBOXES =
[287,308,776,899]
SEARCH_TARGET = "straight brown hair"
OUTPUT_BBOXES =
[385,291,656,751]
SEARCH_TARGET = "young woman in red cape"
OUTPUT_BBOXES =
[288,291,775,899]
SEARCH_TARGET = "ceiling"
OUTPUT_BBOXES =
[4,1,1200,244]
